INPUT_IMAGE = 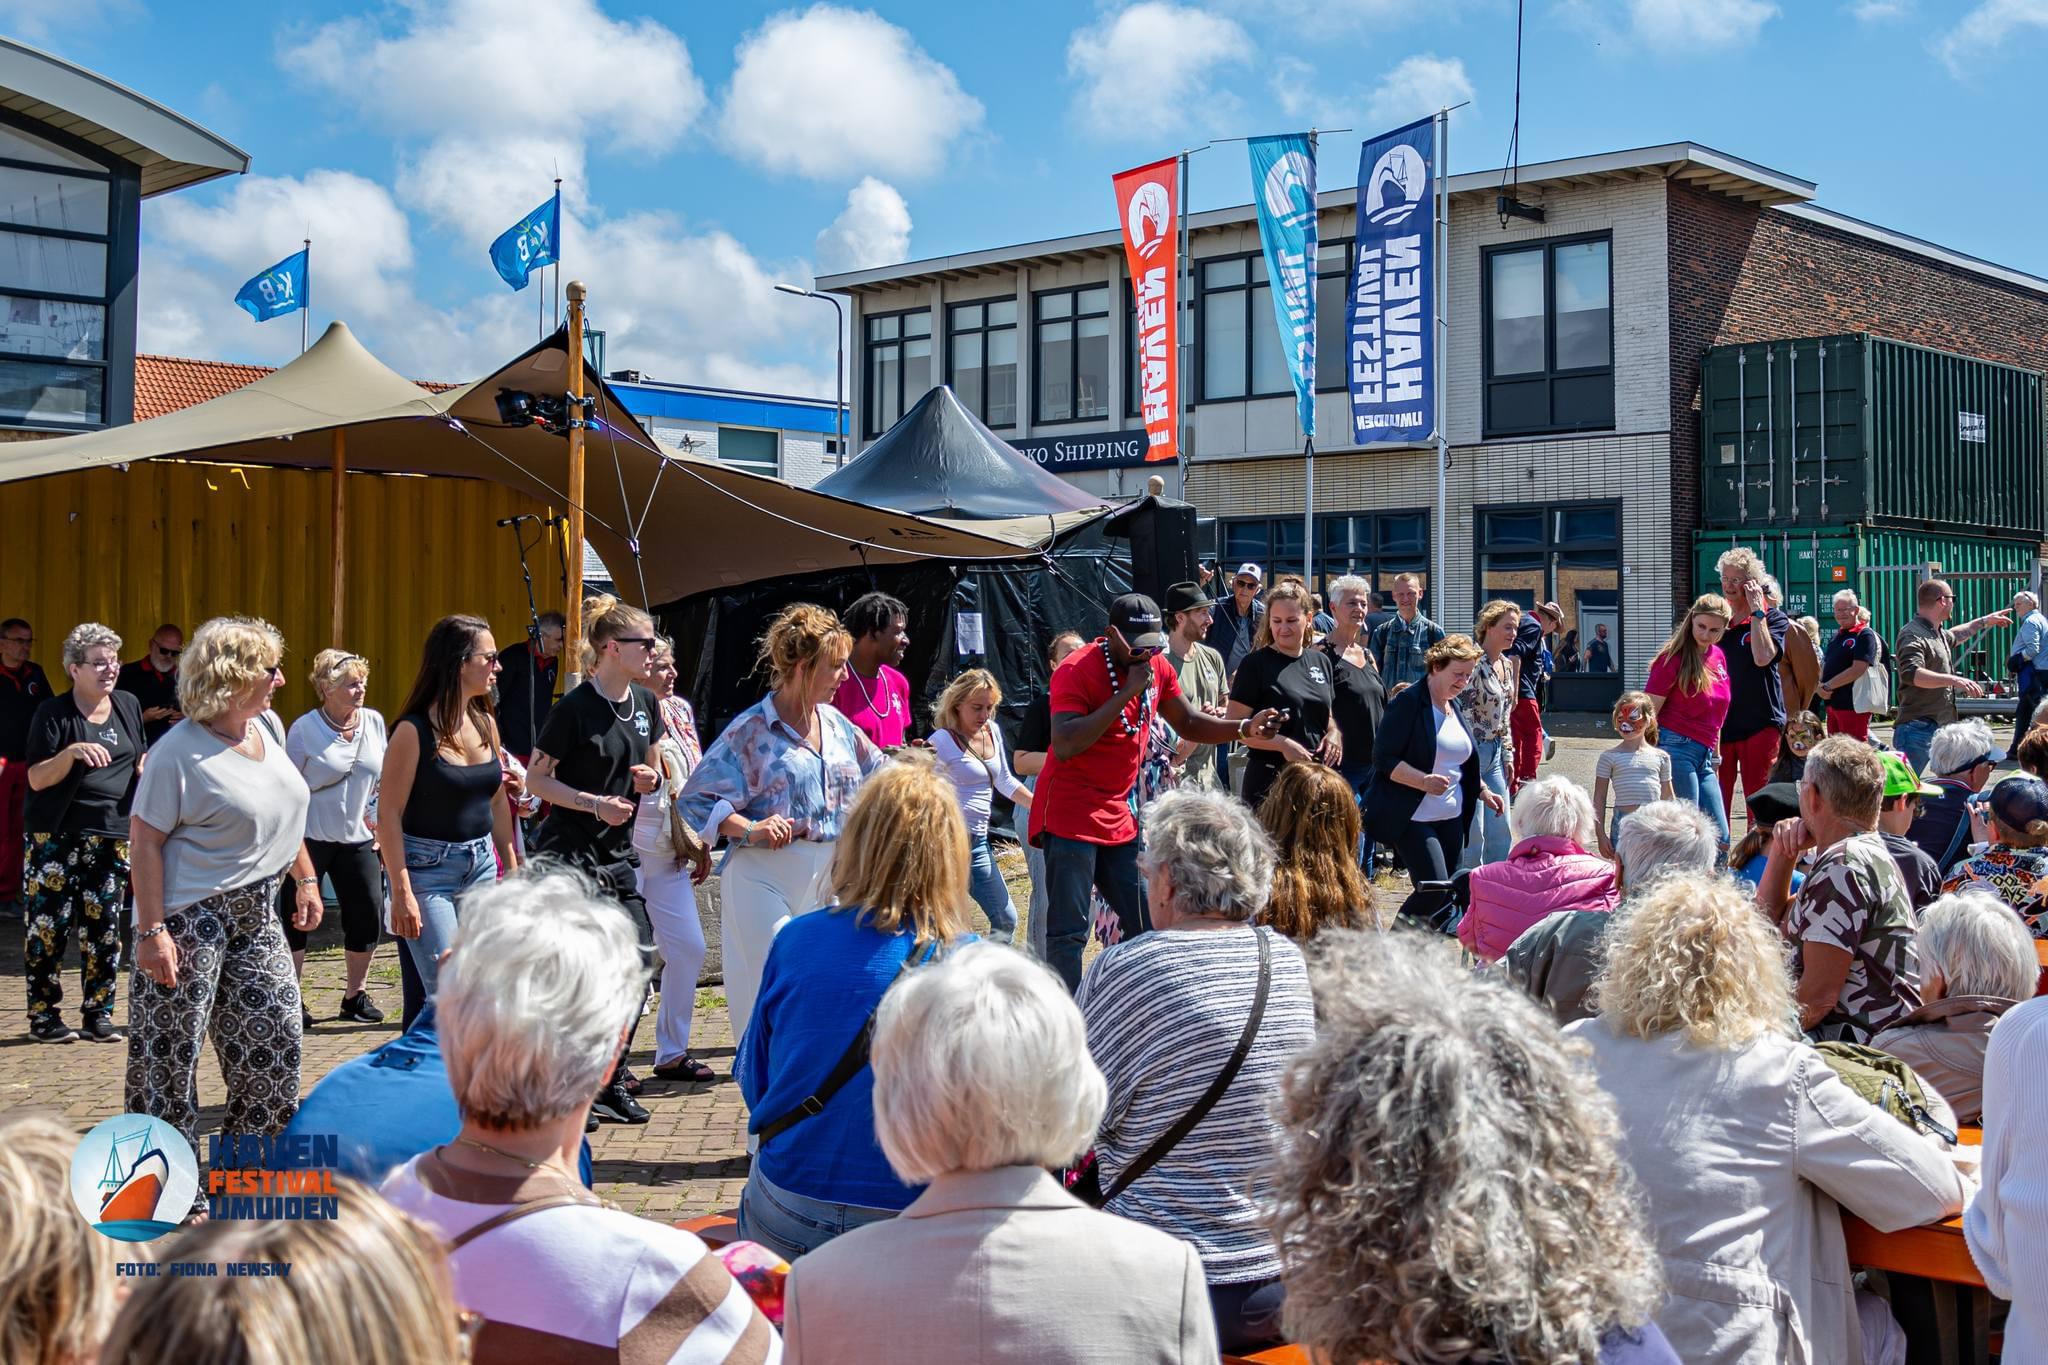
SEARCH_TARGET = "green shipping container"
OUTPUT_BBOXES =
[1701,334,2046,540]
[1692,527,2040,698]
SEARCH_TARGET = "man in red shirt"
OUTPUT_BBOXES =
[0,617,51,909]
[1029,594,1279,989]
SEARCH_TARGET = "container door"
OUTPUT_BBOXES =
[1786,336,1867,528]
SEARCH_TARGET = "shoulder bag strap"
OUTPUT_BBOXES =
[1101,928,1271,1205]
[448,1192,598,1251]
[755,939,936,1145]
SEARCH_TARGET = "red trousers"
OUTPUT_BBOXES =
[1718,728,1782,821]
[1825,709,1870,741]
[0,759,24,900]
[1510,698,1544,793]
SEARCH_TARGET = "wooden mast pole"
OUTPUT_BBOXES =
[563,280,588,687]
[330,427,346,647]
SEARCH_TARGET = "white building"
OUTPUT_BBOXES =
[607,373,847,488]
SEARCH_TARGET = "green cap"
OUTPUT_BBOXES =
[1878,751,1941,799]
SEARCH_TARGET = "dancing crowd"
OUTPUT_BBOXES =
[3,550,2047,1364]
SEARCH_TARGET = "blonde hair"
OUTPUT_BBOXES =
[580,593,655,672]
[934,668,1001,733]
[1474,598,1521,641]
[1258,763,1376,939]
[177,616,284,721]
[1653,594,1732,697]
[1595,875,1799,1048]
[1254,580,1316,650]
[1611,689,1658,746]
[1423,633,1482,672]
[756,602,852,690]
[0,1111,136,1365]
[830,751,973,944]
[99,1176,463,1365]
[308,647,369,698]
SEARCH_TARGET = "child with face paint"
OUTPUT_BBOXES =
[1593,690,1676,860]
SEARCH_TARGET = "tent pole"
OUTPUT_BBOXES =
[330,428,346,648]
[564,280,588,688]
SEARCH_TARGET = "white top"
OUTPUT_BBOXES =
[929,725,1027,839]
[286,707,386,845]
[1594,743,1672,811]
[1966,995,2048,1362]
[1413,701,1471,823]
[131,713,311,915]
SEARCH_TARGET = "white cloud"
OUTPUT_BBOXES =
[1067,3,1250,140]
[1937,0,2048,74]
[719,5,984,180]
[1626,0,1778,50]
[1848,0,1908,18]
[1269,57,1320,120]
[283,0,704,154]
[0,0,134,39]
[1364,55,1474,130]
[814,178,912,274]
[397,136,588,249]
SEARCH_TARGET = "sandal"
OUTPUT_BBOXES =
[653,1054,717,1084]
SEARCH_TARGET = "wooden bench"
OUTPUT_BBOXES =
[674,1212,741,1249]
[1221,1347,1315,1365]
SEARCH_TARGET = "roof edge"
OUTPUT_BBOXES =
[1771,201,2048,299]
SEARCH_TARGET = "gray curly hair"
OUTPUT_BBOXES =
[61,622,122,669]
[1138,790,1277,922]
[1267,931,1664,1364]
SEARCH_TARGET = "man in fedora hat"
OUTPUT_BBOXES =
[1163,581,1227,793]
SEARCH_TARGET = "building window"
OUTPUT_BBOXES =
[1218,509,1432,606]
[946,297,1017,427]
[862,307,931,437]
[716,426,779,478]
[1124,284,1189,420]
[1034,284,1110,423]
[0,120,115,428]
[1313,241,1352,393]
[1482,234,1613,437]
[1475,500,1622,708]
[1198,253,1290,403]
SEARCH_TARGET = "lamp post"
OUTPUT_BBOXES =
[775,283,847,467]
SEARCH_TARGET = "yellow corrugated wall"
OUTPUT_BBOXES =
[2,460,569,720]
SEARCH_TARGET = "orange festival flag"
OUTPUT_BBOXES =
[1112,158,1180,464]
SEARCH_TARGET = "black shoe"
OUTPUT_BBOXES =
[80,1015,118,1043]
[591,1081,650,1124]
[617,1063,643,1097]
[586,1107,601,1133]
[301,1006,316,1031]
[338,992,385,1024]
[652,1055,717,1084]
[29,1016,77,1043]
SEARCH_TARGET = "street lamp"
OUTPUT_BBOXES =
[774,283,847,468]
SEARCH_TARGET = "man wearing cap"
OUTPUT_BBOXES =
[1874,752,1944,911]
[1370,572,1444,696]
[1029,593,1280,991]
[1894,577,2009,775]
[1508,603,1561,793]
[2010,591,2048,741]
[1908,718,2003,875]
[1206,563,1266,681]
[1163,581,1227,793]
[1757,735,1922,1043]
[1939,774,2048,928]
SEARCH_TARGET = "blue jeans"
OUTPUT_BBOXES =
[1338,764,1377,870]
[397,833,494,1020]
[1659,732,1729,847]
[1041,833,1147,992]
[738,1167,899,1262]
[969,832,1017,936]
[1895,717,1938,775]
[1013,794,1048,962]
[1460,736,1512,870]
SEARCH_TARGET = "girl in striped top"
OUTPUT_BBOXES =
[1593,691,1674,859]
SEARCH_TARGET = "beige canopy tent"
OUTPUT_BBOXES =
[1,322,1106,615]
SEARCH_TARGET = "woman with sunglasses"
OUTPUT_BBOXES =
[379,615,518,1029]
[523,595,667,1124]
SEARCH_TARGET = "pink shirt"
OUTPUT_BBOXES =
[832,664,911,749]
[1646,644,1731,747]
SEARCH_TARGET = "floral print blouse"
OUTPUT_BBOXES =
[1460,651,1517,759]
[678,696,886,860]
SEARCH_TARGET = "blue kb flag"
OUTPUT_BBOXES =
[233,248,308,323]
[1248,134,1318,436]
[1348,116,1437,446]
[489,190,560,291]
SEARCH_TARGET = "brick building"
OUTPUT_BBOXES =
[818,142,2048,711]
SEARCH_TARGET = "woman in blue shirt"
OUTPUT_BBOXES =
[736,752,975,1260]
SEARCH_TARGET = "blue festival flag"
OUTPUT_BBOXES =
[1248,134,1318,436]
[488,189,561,291]
[1347,116,1437,445]
[233,248,309,323]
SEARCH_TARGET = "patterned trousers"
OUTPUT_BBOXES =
[124,875,302,1204]
[23,830,129,1025]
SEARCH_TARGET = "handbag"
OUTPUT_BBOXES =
[1066,929,1271,1207]
[1851,653,1890,714]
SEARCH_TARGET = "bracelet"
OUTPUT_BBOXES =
[297,876,319,888]
[1237,717,1252,739]
[137,923,169,942]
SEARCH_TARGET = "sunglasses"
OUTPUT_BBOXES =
[613,636,657,650]
[154,645,182,658]
[468,650,501,664]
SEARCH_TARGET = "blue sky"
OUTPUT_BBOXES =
[19,0,2048,395]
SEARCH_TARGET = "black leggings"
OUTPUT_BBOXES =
[276,838,383,952]
[1393,815,1467,884]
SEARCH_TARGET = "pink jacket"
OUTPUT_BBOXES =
[1459,835,1619,962]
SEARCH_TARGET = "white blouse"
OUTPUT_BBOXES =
[286,707,387,845]
[929,725,1027,840]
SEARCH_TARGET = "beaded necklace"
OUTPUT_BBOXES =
[1098,639,1154,737]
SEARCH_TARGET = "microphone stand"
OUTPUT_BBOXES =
[500,515,545,756]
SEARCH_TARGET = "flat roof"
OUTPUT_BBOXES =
[609,377,844,437]
[0,38,248,196]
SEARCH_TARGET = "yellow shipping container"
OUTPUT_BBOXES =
[2,460,569,720]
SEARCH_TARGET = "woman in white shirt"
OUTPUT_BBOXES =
[282,649,388,1028]
[929,669,1029,941]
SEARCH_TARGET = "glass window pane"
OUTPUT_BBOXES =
[1079,285,1109,315]
[1554,505,1618,545]
[0,124,101,170]
[1247,254,1268,284]
[1271,518,1305,582]
[987,298,1016,326]
[874,344,901,431]
[870,314,899,341]
[1204,257,1246,288]
[1251,285,1289,394]
[1554,240,1611,370]
[1202,293,1247,400]
[1563,577,1621,673]
[1038,322,1073,421]
[1075,315,1109,419]
[953,302,982,330]
[951,332,983,417]
[1379,513,1427,557]
[0,294,102,360]
[1223,521,1270,567]
[1317,242,1349,271]
[904,310,930,338]
[986,328,1018,427]
[0,231,104,295]
[903,337,931,402]
[0,357,101,426]
[716,426,779,477]
[1040,291,1071,320]
[1479,555,1543,613]
[0,166,107,233]
[1489,249,1545,376]
[1315,271,1348,389]
[1482,509,1545,547]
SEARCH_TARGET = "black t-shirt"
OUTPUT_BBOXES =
[1509,615,1546,701]
[1722,607,1791,742]
[24,690,143,836]
[1229,646,1335,760]
[1015,690,1053,756]
[529,681,665,866]
[0,662,52,759]
[1320,640,1384,770]
[495,641,560,757]
[1821,626,1878,712]
[1878,830,1943,911]
[116,659,181,746]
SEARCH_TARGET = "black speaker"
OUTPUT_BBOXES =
[1106,496,1199,606]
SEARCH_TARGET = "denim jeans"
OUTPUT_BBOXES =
[737,1167,899,1262]
[1659,731,1729,847]
[1013,795,1048,962]
[1041,833,1147,992]
[968,832,1018,937]
[1895,717,1938,775]
[1460,737,1512,870]
[397,832,494,1020]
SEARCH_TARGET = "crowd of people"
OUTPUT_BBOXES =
[5,544,2048,1364]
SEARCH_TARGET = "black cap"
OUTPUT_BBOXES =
[1744,782,1801,830]
[1163,581,1211,615]
[1109,593,1169,651]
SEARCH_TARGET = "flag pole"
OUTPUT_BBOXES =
[563,279,589,688]
[1303,130,1317,589]
[301,237,310,355]
[1177,148,1196,492]
[1433,108,1450,608]
[554,178,564,336]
